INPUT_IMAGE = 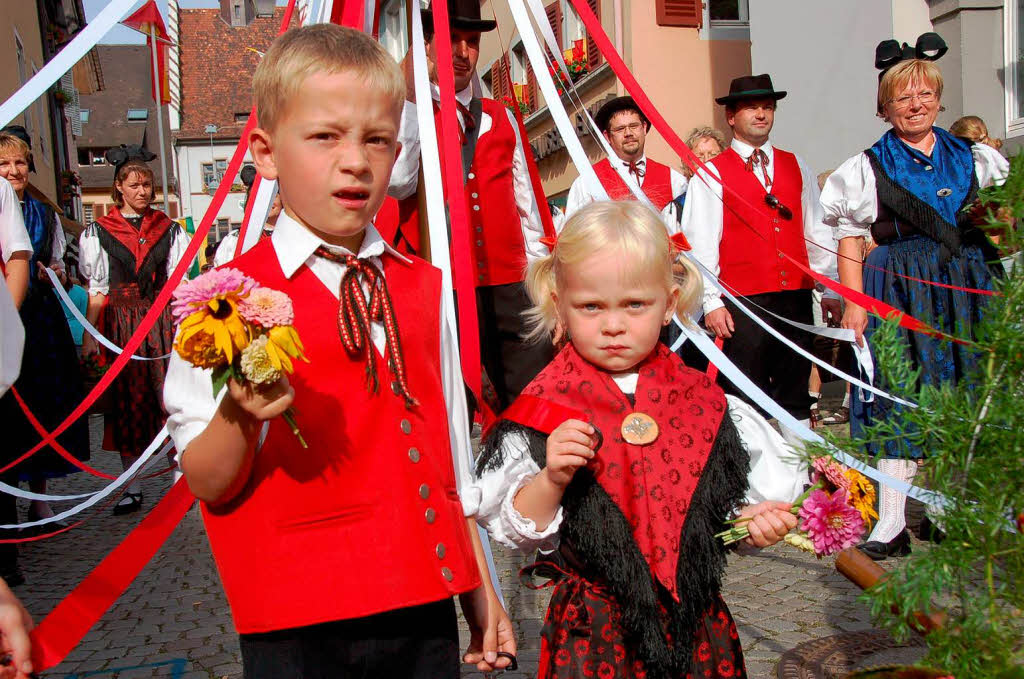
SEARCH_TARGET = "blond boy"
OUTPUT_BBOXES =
[164,25,514,678]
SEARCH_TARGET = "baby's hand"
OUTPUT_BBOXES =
[738,501,798,548]
[544,419,596,489]
[225,375,294,422]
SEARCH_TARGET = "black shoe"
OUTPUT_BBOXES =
[917,516,946,544]
[112,492,143,516]
[857,529,912,561]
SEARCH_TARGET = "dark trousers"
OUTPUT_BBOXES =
[477,282,554,411]
[0,471,17,579]
[239,598,459,679]
[718,289,815,420]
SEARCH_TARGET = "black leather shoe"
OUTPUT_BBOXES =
[857,528,911,561]
[917,516,946,544]
[113,492,143,516]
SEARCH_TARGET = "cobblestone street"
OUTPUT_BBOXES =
[10,410,902,679]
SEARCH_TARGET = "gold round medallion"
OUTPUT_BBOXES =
[621,412,659,445]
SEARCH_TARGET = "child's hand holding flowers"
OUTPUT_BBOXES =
[171,268,308,447]
[734,501,798,548]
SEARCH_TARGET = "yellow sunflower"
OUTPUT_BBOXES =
[174,328,226,369]
[264,325,308,374]
[844,467,879,527]
[176,296,251,364]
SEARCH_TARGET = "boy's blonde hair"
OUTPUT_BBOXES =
[0,134,30,161]
[877,59,943,115]
[524,201,702,341]
[253,24,405,132]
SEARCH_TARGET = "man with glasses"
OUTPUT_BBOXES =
[565,96,686,217]
[681,74,839,442]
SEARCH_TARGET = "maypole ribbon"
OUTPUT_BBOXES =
[29,480,194,673]
[44,267,171,360]
[430,0,483,402]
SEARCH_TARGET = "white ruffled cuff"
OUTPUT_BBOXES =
[496,471,563,553]
[834,221,870,242]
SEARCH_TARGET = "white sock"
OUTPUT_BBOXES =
[809,391,821,401]
[842,391,851,409]
[867,458,917,543]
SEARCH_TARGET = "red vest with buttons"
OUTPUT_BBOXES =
[459,98,528,287]
[592,156,675,210]
[712,147,813,296]
[200,239,480,634]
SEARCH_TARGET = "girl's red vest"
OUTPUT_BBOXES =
[712,147,813,295]
[201,239,480,634]
[592,157,674,210]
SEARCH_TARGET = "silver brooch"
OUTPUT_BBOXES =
[937,188,952,197]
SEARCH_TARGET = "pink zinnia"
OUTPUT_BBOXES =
[812,456,852,492]
[797,489,864,556]
[238,287,294,327]
[171,268,256,321]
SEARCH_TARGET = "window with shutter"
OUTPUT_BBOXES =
[585,0,602,69]
[545,2,563,55]
[656,0,703,28]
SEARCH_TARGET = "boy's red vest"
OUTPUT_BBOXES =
[592,156,674,210]
[201,239,480,634]
[712,147,813,296]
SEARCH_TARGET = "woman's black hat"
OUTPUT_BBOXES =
[421,0,496,36]
[0,125,35,172]
[594,96,650,133]
[105,144,156,176]
[715,74,787,106]
[874,32,947,79]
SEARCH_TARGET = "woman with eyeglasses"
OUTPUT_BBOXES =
[821,39,1008,561]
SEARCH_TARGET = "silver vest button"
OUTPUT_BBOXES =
[441,567,453,581]
[408,447,421,463]
[425,508,436,524]
[419,483,430,500]
[400,419,411,434]
[436,542,446,559]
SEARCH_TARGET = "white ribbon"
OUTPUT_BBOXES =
[0,427,175,528]
[0,0,141,127]
[411,0,504,602]
[46,268,171,361]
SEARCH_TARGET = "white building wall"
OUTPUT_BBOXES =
[174,141,252,236]
[749,0,931,174]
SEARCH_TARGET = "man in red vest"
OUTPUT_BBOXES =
[391,0,552,412]
[565,96,687,216]
[681,75,839,438]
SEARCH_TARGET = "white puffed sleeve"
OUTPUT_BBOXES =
[78,225,110,296]
[166,224,193,277]
[820,153,878,241]
[471,430,563,553]
[727,396,806,506]
[972,143,1009,188]
[50,224,66,270]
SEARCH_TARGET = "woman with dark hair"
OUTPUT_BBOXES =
[821,37,1007,560]
[0,128,89,528]
[79,152,188,515]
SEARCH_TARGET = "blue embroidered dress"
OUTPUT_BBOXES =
[823,128,1005,458]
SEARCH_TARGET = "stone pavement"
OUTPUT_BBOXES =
[9,407,901,679]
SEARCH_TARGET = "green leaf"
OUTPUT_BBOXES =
[211,365,232,397]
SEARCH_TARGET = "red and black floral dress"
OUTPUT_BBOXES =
[79,206,185,456]
[477,343,752,679]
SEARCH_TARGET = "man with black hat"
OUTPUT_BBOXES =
[565,96,686,217]
[391,0,552,413]
[681,74,839,441]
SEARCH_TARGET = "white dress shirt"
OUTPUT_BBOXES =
[78,218,191,297]
[0,177,31,263]
[389,84,548,263]
[680,139,839,316]
[821,142,1009,241]
[471,371,807,553]
[163,211,478,514]
[565,154,688,219]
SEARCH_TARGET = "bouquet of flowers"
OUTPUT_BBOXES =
[171,267,308,447]
[717,455,875,556]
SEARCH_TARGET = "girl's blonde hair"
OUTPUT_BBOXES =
[524,200,702,341]
[950,115,1003,151]
[877,59,943,115]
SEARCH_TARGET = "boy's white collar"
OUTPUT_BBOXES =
[270,210,411,278]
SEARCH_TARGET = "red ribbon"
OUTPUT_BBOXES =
[431,0,483,402]
[564,0,978,349]
[3,0,299,469]
[492,394,587,437]
[29,480,194,672]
